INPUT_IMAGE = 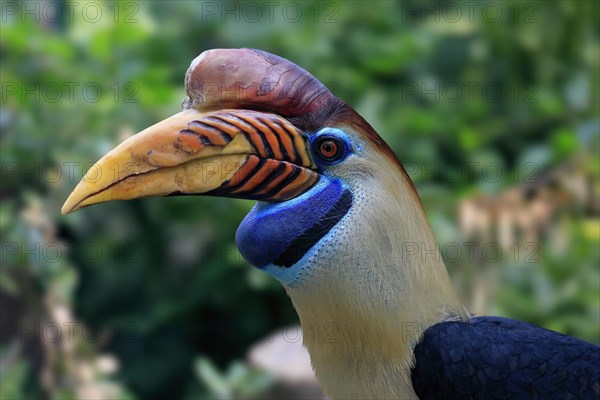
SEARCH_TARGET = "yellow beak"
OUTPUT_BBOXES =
[62,109,319,215]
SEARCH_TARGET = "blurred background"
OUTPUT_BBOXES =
[1,1,599,399]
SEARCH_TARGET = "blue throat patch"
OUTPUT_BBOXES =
[235,177,352,271]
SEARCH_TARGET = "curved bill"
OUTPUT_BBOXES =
[62,109,319,215]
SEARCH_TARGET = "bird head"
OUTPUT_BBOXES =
[63,49,465,397]
[62,48,423,287]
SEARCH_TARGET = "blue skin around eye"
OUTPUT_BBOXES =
[235,176,344,269]
[310,127,351,167]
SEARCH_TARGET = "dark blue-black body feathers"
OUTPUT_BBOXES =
[411,316,600,399]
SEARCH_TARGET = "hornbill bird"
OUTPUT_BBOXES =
[63,49,599,399]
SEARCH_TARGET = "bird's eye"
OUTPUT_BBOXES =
[319,140,339,159]
[313,135,347,164]
[311,129,351,166]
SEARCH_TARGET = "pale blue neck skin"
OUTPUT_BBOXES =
[235,176,347,285]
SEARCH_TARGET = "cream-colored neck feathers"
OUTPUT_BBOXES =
[284,148,468,399]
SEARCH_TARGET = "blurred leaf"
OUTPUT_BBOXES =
[552,127,579,159]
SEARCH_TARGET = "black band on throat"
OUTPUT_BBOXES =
[274,189,353,267]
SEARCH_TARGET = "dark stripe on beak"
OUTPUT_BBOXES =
[234,114,278,159]
[234,162,287,197]
[264,165,303,200]
[188,120,233,143]
[208,155,318,201]
[258,117,289,161]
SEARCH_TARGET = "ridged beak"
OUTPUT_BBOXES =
[61,109,319,215]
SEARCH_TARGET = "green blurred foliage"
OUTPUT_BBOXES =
[1,1,599,399]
